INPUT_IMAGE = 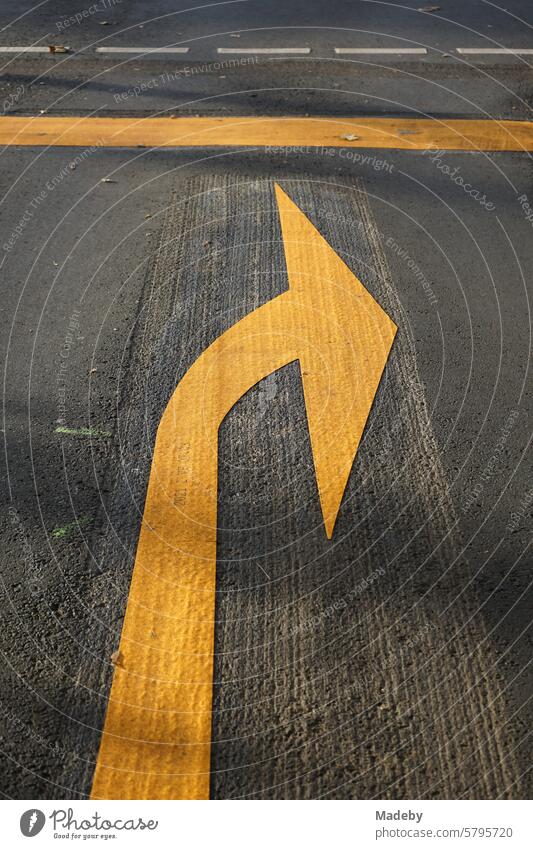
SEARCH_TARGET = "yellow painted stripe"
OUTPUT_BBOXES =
[0,115,532,150]
[90,183,396,799]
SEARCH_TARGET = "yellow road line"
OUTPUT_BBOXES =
[90,184,396,800]
[0,115,532,150]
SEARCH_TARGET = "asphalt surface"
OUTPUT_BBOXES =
[0,1,531,801]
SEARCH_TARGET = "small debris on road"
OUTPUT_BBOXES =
[48,45,69,53]
[341,133,360,141]
[110,650,124,667]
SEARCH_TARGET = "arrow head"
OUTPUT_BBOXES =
[275,184,397,538]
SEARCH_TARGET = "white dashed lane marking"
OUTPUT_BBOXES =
[0,45,532,58]
[457,47,533,55]
[0,46,52,52]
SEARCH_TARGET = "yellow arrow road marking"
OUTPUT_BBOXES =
[0,115,532,151]
[90,184,396,800]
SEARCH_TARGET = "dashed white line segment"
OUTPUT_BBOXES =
[217,47,311,54]
[335,47,427,54]
[95,46,190,54]
[457,47,533,55]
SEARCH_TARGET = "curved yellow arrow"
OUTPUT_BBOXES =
[91,184,397,800]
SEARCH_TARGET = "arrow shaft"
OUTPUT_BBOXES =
[91,293,303,800]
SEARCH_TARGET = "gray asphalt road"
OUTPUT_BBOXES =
[0,0,532,53]
[0,0,531,801]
